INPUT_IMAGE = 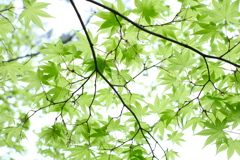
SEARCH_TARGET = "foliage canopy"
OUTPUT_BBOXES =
[1,0,240,159]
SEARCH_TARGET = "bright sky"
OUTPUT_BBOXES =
[3,0,239,160]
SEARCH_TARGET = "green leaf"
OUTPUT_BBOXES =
[39,123,66,147]
[133,0,161,24]
[69,31,93,60]
[2,0,240,159]
[19,1,54,30]
[160,109,176,126]
[167,131,185,146]
[196,119,228,147]
[47,86,69,102]
[39,61,61,80]
[0,20,14,40]
[67,144,94,159]
[1,127,26,143]
[21,69,46,92]
[165,149,179,160]
[149,95,168,113]
[117,0,125,12]
[226,139,240,159]
[0,62,23,83]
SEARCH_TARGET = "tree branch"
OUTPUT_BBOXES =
[69,0,167,158]
[86,0,240,68]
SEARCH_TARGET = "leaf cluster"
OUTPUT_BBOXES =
[0,0,240,160]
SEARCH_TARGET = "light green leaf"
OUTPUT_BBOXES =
[0,20,13,40]
[19,2,54,30]
[0,62,23,83]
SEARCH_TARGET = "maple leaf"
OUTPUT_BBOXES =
[19,1,54,30]
[0,62,23,83]
[0,20,13,40]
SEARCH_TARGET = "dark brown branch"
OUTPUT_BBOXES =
[3,10,94,63]
[69,0,98,71]
[3,52,40,63]
[220,41,240,58]
[86,0,240,68]
[70,0,166,158]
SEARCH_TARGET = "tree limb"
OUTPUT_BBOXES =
[86,0,240,68]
